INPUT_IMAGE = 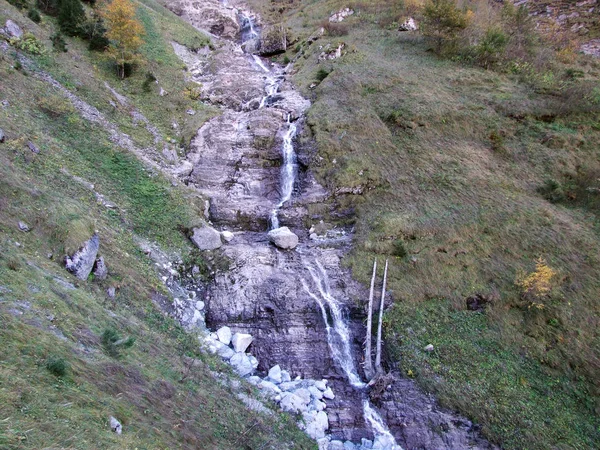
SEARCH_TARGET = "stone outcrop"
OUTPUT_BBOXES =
[65,234,100,280]
[166,0,239,39]
[329,8,354,23]
[257,25,287,56]
[93,256,108,280]
[3,20,23,39]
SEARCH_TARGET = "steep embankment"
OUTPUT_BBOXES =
[242,0,600,449]
[0,0,314,448]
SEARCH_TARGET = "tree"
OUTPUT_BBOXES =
[421,0,468,54]
[57,0,86,36]
[101,0,145,78]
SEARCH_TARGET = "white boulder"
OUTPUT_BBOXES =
[268,226,298,250]
[268,364,282,384]
[216,326,232,345]
[231,332,253,353]
[323,387,335,400]
[190,225,222,251]
[221,230,235,242]
[230,352,254,376]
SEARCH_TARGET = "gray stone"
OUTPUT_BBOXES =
[190,226,222,250]
[65,234,100,280]
[329,8,354,23]
[424,344,434,352]
[361,439,373,449]
[315,379,327,391]
[93,256,108,280]
[293,387,311,405]
[18,221,30,232]
[268,226,298,250]
[221,230,234,242]
[267,364,282,383]
[4,20,23,39]
[257,25,287,56]
[231,332,253,353]
[27,141,40,154]
[216,343,235,360]
[109,416,122,435]
[279,380,301,392]
[247,376,261,385]
[343,442,357,450]
[280,392,307,414]
[0,128,5,143]
[323,387,335,400]
[248,354,259,369]
[305,410,329,439]
[258,379,281,396]
[281,369,291,383]
[230,352,254,376]
[173,161,193,178]
[399,17,418,31]
[309,398,326,412]
[106,286,116,298]
[309,385,324,400]
[328,441,345,450]
[216,326,232,345]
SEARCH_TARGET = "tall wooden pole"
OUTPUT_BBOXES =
[364,259,377,379]
[375,259,388,372]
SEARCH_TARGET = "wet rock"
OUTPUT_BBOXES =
[230,352,254,376]
[221,230,234,242]
[258,25,287,56]
[4,20,23,39]
[268,226,298,249]
[93,256,108,280]
[65,234,100,280]
[18,221,30,232]
[190,226,222,251]
[231,332,253,353]
[216,326,232,345]
[109,416,122,435]
[268,364,282,383]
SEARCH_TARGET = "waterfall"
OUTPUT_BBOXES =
[240,13,258,41]
[270,115,298,229]
[302,259,402,449]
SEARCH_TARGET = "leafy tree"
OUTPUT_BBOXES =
[57,0,86,36]
[82,12,110,51]
[421,0,468,54]
[101,0,145,79]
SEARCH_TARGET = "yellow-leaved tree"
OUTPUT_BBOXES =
[101,0,145,79]
[516,257,558,310]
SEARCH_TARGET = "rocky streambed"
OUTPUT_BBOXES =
[160,0,497,448]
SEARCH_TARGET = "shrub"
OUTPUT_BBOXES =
[51,32,68,52]
[82,15,110,51]
[474,27,507,68]
[315,68,330,82]
[38,94,74,117]
[537,179,566,203]
[102,328,136,357]
[421,0,467,54]
[283,55,290,64]
[392,239,407,258]
[10,33,46,55]
[516,257,558,310]
[142,72,157,92]
[57,0,86,37]
[321,21,349,37]
[46,356,69,376]
[28,8,42,23]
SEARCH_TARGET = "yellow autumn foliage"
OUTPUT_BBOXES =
[516,257,557,309]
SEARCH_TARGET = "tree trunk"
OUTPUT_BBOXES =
[364,259,377,380]
[375,258,388,372]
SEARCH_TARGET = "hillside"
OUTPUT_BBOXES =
[0,0,314,448]
[243,0,600,448]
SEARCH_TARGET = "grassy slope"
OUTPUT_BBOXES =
[251,0,600,448]
[0,1,315,448]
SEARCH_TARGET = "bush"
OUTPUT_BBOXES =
[142,71,157,92]
[392,239,407,258]
[516,257,558,310]
[102,328,136,357]
[28,8,42,23]
[57,0,86,37]
[474,27,507,69]
[315,68,330,82]
[82,14,110,51]
[46,356,69,376]
[51,32,68,52]
[421,0,467,54]
[10,33,46,55]
[38,94,74,117]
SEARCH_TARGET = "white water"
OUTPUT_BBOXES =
[241,12,258,40]
[302,260,401,449]
[270,115,297,229]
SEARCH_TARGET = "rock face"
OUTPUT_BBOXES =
[3,20,23,39]
[257,25,287,56]
[190,226,222,250]
[65,234,100,280]
[166,0,239,39]
[329,8,354,23]
[93,256,108,280]
[268,227,299,249]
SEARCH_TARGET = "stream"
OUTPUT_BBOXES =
[165,0,497,448]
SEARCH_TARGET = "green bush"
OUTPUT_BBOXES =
[28,8,42,23]
[315,68,330,82]
[10,32,46,55]
[82,15,110,51]
[421,0,467,54]
[46,356,69,377]
[475,28,507,69]
[102,328,136,357]
[57,0,86,37]
[51,32,68,52]
[392,239,407,258]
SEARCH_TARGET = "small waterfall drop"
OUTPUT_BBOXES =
[302,259,402,449]
[270,115,298,229]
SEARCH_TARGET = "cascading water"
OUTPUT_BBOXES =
[270,115,297,229]
[302,260,402,450]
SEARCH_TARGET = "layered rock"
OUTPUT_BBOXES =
[166,0,239,39]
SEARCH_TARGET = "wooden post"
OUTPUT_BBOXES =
[375,258,388,372]
[364,259,377,379]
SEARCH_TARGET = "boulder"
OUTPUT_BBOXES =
[323,387,335,400]
[329,441,345,450]
[0,128,5,143]
[190,226,222,250]
[93,256,108,280]
[268,226,298,249]
[293,388,312,405]
[329,8,354,23]
[173,161,193,178]
[258,25,287,56]
[247,376,261,385]
[305,410,329,439]
[399,17,418,31]
[221,230,234,242]
[309,385,324,400]
[281,369,291,383]
[343,442,357,450]
[267,364,282,383]
[109,416,122,435]
[4,20,23,39]
[216,343,235,360]
[280,392,307,414]
[230,352,254,376]
[18,221,30,232]
[258,379,281,396]
[231,332,253,353]
[315,379,327,391]
[424,344,434,352]
[216,326,232,345]
[248,354,259,369]
[106,287,116,299]
[309,398,326,412]
[65,234,100,280]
